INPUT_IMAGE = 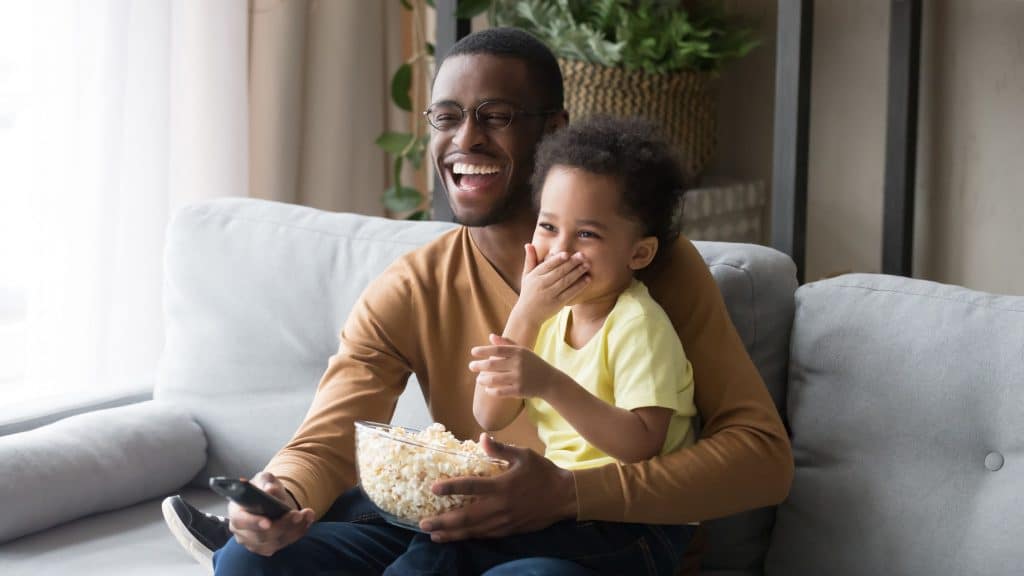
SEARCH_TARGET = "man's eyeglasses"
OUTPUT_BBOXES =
[423,100,560,132]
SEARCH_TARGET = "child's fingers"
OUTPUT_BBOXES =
[484,385,521,398]
[470,345,500,358]
[523,244,539,274]
[557,271,591,301]
[528,251,572,280]
[468,357,512,373]
[470,345,521,358]
[533,257,588,291]
[478,377,521,397]
[553,261,590,295]
[475,371,518,390]
[489,333,517,346]
[563,281,590,304]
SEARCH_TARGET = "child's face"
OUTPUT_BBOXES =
[532,166,657,305]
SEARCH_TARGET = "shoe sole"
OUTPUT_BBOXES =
[161,497,215,574]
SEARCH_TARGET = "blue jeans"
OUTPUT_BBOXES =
[213,488,693,576]
[386,520,693,576]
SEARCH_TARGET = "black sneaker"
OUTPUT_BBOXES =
[162,495,231,573]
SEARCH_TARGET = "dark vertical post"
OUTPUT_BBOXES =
[431,0,471,222]
[771,0,813,283]
[882,0,922,276]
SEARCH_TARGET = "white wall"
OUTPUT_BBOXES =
[712,0,1024,294]
[916,0,1024,294]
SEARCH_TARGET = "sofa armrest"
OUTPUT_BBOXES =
[0,400,207,543]
[0,385,152,438]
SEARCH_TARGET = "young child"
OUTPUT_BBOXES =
[388,116,697,576]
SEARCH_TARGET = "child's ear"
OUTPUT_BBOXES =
[629,237,658,271]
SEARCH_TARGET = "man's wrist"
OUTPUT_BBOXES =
[283,487,301,510]
[559,467,580,520]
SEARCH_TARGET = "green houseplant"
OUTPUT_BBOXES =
[490,0,757,73]
[491,0,758,181]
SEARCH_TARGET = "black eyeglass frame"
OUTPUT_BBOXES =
[422,99,562,132]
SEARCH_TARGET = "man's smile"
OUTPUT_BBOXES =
[445,158,507,194]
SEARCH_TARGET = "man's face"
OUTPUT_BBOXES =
[428,54,554,227]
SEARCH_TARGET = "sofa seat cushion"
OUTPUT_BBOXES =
[0,488,221,575]
[767,274,1024,575]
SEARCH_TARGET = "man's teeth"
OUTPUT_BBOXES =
[452,162,501,175]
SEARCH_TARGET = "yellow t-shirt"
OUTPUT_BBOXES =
[527,279,696,470]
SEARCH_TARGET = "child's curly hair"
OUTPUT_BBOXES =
[530,115,687,267]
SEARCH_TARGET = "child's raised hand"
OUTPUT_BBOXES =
[469,334,567,400]
[515,244,590,326]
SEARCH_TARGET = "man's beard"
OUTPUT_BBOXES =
[446,182,531,228]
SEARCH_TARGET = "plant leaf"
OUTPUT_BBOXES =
[406,135,429,170]
[383,185,424,213]
[491,0,758,73]
[456,0,492,19]
[391,63,413,112]
[399,0,413,10]
[376,131,415,155]
[393,157,404,189]
[426,42,435,56]
[407,210,429,221]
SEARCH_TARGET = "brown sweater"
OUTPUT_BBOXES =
[266,227,793,522]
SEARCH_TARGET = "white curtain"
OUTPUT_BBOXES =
[248,0,396,214]
[0,0,248,411]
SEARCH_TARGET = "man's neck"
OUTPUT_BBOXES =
[468,212,536,293]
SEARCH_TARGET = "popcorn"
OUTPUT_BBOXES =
[355,421,508,526]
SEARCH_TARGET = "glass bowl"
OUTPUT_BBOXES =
[354,420,508,531]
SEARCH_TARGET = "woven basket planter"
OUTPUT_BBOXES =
[558,58,716,182]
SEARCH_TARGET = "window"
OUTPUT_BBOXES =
[0,1,171,411]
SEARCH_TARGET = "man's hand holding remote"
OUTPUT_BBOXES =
[226,472,316,557]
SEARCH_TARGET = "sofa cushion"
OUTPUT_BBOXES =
[0,488,220,575]
[693,242,797,574]
[154,199,454,483]
[0,401,205,543]
[767,274,1024,575]
[694,241,796,420]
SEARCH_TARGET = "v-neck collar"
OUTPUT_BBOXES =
[463,227,519,311]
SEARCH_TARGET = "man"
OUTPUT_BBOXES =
[163,27,792,575]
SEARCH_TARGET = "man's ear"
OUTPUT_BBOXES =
[629,236,658,271]
[545,110,569,134]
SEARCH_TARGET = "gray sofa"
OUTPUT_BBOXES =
[1,198,1020,575]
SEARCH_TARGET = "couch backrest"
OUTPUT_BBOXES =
[154,199,455,482]
[155,198,798,572]
[767,274,1024,576]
